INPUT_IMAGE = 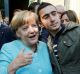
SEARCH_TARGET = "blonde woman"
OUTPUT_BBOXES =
[0,10,53,74]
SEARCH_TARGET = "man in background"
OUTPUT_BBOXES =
[56,5,65,18]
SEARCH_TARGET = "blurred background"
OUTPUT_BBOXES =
[0,0,80,23]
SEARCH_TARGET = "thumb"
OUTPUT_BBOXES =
[19,48,25,54]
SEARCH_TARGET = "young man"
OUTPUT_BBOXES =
[37,2,80,74]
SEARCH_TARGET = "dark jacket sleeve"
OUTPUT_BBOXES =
[0,25,16,49]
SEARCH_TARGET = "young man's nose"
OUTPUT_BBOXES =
[50,14,55,22]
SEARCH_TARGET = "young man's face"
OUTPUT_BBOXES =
[39,5,61,32]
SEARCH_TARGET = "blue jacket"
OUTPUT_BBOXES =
[0,40,53,74]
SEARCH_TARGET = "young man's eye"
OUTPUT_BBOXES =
[43,14,49,19]
[44,16,49,19]
[51,12,56,16]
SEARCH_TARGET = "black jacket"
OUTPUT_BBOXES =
[0,24,16,49]
[48,22,80,74]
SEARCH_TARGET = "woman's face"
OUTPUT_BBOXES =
[61,14,70,25]
[16,18,39,46]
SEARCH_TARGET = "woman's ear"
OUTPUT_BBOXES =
[16,30,21,38]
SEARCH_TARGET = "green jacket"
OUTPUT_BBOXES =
[48,22,80,74]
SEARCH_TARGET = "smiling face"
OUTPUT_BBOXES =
[16,15,39,47]
[39,5,61,33]
[11,11,39,47]
[61,14,70,25]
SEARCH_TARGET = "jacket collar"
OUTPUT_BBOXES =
[47,22,79,52]
[62,22,79,34]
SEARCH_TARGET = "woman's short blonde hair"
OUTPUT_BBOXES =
[10,10,38,31]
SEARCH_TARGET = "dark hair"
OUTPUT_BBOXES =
[61,10,79,24]
[28,2,40,13]
[37,2,56,21]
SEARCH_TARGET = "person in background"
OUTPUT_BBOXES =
[61,10,79,26]
[0,10,3,24]
[0,14,16,50]
[0,10,53,74]
[28,2,40,13]
[37,2,80,74]
[3,16,9,26]
[0,10,16,50]
[56,5,65,18]
[0,23,16,50]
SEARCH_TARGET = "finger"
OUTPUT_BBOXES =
[23,58,32,65]
[24,51,34,58]
[26,59,33,64]
[27,58,33,62]
[24,51,34,55]
[26,55,33,59]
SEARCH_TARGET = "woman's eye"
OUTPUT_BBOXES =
[32,24,38,27]
[66,19,69,22]
[22,27,28,30]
